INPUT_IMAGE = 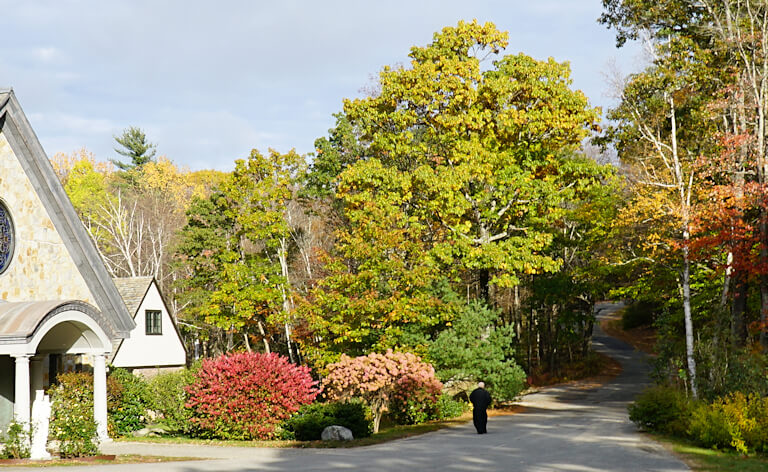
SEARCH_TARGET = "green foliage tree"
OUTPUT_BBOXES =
[299,20,610,375]
[300,159,457,365]
[175,148,305,354]
[336,20,599,303]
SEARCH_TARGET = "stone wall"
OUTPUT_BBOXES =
[0,133,96,304]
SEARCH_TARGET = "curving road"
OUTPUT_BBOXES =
[10,302,689,471]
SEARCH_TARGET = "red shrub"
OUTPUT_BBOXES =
[185,352,319,439]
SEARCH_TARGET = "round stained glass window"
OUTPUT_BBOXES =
[0,202,13,274]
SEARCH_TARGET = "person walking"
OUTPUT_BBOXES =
[469,381,492,434]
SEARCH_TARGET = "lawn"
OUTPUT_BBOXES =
[655,435,768,472]
[116,411,479,449]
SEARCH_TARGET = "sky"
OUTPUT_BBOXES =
[0,1,642,171]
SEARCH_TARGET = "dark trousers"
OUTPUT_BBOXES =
[473,408,488,434]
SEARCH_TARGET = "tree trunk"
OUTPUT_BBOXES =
[258,321,271,354]
[479,268,491,307]
[761,215,768,347]
[682,239,698,399]
[226,330,234,352]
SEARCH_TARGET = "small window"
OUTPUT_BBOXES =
[145,310,162,335]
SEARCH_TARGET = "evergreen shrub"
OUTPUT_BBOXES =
[185,352,319,440]
[282,400,372,440]
[429,301,526,402]
[107,368,152,436]
[628,385,692,436]
[435,394,470,420]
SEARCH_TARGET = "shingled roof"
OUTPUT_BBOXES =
[112,277,154,315]
[0,88,135,338]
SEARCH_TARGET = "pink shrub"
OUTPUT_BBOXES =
[324,350,442,432]
[185,352,319,439]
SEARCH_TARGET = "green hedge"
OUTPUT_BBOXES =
[282,401,372,441]
[147,368,197,434]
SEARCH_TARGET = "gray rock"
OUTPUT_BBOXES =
[131,426,167,437]
[321,425,354,441]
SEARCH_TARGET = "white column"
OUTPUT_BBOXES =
[12,354,31,425]
[29,358,44,405]
[93,353,109,442]
[29,356,51,459]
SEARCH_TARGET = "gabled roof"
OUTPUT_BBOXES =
[0,89,135,338]
[109,276,188,366]
[112,277,154,315]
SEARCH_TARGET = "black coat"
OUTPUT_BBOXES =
[469,387,491,410]
[469,387,492,434]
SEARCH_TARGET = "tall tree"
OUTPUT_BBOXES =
[299,20,611,373]
[331,20,599,304]
[112,126,157,170]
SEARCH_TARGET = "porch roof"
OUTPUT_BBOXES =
[0,300,116,344]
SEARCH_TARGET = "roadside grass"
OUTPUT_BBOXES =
[0,455,194,468]
[118,406,531,449]
[654,435,768,472]
[116,412,477,449]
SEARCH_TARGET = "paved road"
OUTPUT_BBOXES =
[9,302,689,471]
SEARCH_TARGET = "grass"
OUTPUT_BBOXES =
[653,435,768,472]
[116,412,478,449]
[115,403,539,449]
[0,455,194,468]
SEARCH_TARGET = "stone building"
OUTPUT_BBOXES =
[0,89,135,451]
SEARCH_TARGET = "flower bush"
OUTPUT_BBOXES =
[323,350,442,432]
[185,352,319,440]
[49,372,99,458]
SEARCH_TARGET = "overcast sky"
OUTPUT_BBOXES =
[0,1,641,171]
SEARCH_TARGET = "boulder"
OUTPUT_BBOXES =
[321,425,354,441]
